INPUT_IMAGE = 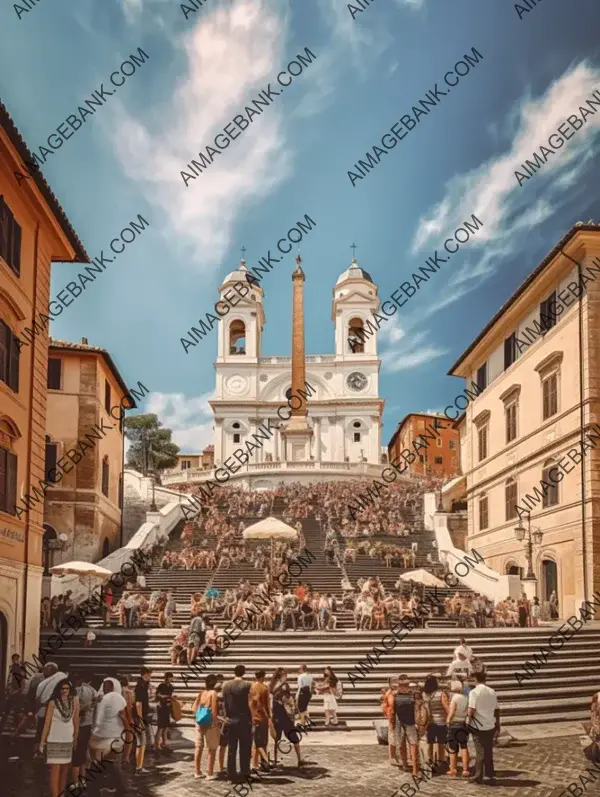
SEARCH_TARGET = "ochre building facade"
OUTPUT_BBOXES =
[0,100,88,680]
[44,338,132,568]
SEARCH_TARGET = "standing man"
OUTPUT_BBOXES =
[72,672,98,787]
[133,667,153,775]
[222,664,252,782]
[249,670,271,771]
[296,664,314,725]
[467,671,499,785]
[155,672,175,752]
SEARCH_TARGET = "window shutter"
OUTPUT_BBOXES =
[550,374,557,414]
[0,197,8,263]
[6,451,17,515]
[0,447,6,512]
[8,328,19,392]
[11,220,21,275]
[0,320,7,384]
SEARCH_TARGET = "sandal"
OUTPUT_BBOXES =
[448,770,457,777]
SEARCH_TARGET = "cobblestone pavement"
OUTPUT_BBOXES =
[4,735,600,797]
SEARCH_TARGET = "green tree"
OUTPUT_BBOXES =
[124,414,179,479]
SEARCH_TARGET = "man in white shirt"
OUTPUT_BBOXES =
[454,637,474,660]
[467,671,500,784]
[296,664,314,723]
[90,679,129,790]
[446,652,472,679]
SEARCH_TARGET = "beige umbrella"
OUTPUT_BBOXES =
[51,561,113,599]
[398,569,446,588]
[242,516,298,541]
[243,517,298,587]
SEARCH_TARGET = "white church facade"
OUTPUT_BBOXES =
[164,256,387,488]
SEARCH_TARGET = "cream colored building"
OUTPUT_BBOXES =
[449,222,600,620]
[44,338,134,569]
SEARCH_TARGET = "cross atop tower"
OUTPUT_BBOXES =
[350,242,358,262]
[240,246,247,258]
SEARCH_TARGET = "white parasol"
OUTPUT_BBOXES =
[398,569,446,588]
[51,561,113,599]
[243,517,298,588]
[242,517,298,541]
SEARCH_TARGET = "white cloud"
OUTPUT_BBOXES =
[395,0,424,8]
[411,62,600,313]
[146,390,214,452]
[112,0,293,269]
[378,317,448,372]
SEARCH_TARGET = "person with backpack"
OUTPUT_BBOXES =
[192,674,219,780]
[392,675,420,776]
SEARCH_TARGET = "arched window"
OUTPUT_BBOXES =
[102,456,109,497]
[229,320,246,355]
[348,317,364,353]
[505,561,523,577]
[352,420,362,443]
[505,478,518,521]
[542,459,559,508]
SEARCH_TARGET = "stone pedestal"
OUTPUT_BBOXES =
[521,577,538,601]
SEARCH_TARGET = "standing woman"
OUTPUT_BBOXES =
[421,675,449,768]
[319,666,340,727]
[269,668,304,768]
[40,678,79,797]
[531,596,541,627]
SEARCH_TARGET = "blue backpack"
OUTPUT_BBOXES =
[195,703,213,726]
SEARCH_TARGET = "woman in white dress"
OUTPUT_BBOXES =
[40,678,79,797]
[318,666,340,726]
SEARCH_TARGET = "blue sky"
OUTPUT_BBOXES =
[3,0,600,453]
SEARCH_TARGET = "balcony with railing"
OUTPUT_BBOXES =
[257,354,337,364]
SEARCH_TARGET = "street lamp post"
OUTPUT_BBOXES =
[514,515,544,580]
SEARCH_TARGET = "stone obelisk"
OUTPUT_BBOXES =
[283,254,313,461]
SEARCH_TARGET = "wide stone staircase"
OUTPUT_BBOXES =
[40,625,600,732]
[39,498,600,732]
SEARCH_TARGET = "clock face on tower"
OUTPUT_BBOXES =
[347,371,368,392]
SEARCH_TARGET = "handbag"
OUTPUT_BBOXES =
[195,705,213,726]
[584,741,600,763]
[171,695,182,722]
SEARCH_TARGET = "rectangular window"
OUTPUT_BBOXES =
[449,440,456,450]
[436,438,442,448]
[0,446,18,515]
[478,425,488,461]
[0,196,22,277]
[181,460,190,470]
[542,467,559,508]
[353,432,361,442]
[233,433,240,444]
[476,362,487,392]
[101,460,109,497]
[540,291,557,332]
[542,373,558,420]
[45,441,58,482]
[479,496,488,530]
[505,481,518,521]
[434,456,443,465]
[118,473,123,510]
[104,380,111,413]
[504,333,517,370]
[418,455,424,463]
[506,402,517,443]
[0,319,20,392]
[47,358,62,390]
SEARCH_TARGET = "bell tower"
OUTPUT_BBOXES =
[216,258,265,362]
